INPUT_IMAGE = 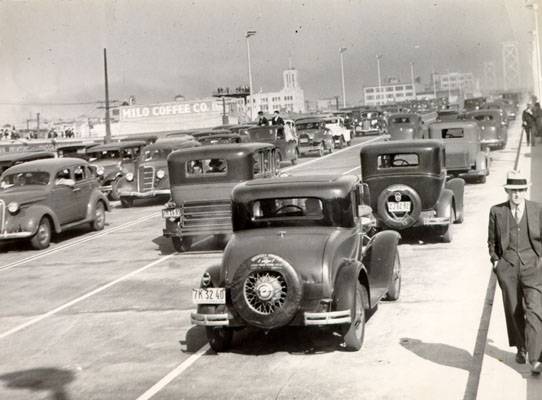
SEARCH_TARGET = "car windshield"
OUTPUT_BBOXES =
[392,117,411,124]
[378,153,419,168]
[249,130,275,141]
[0,171,50,188]
[88,147,140,161]
[473,115,494,121]
[441,128,464,139]
[142,149,169,161]
[296,122,319,130]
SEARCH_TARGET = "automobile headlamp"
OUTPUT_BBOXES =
[7,202,19,214]
[96,166,104,176]
[156,169,166,179]
[125,172,134,182]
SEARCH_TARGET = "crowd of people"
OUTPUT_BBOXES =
[521,98,542,146]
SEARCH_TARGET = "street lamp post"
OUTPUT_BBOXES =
[246,30,256,120]
[376,54,383,105]
[527,3,541,99]
[410,62,416,97]
[339,47,347,108]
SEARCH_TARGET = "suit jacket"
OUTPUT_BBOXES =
[271,116,284,126]
[488,200,542,263]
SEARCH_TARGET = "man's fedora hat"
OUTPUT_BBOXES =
[504,170,530,190]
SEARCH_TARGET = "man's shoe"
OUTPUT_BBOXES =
[516,348,527,364]
[531,361,542,375]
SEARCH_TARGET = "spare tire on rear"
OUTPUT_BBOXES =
[377,184,422,230]
[230,254,302,330]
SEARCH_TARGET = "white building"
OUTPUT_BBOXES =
[433,72,475,95]
[363,83,420,106]
[248,68,306,115]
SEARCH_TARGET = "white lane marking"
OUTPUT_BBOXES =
[0,253,175,340]
[135,344,211,400]
[282,135,387,172]
[342,166,361,175]
[0,212,161,272]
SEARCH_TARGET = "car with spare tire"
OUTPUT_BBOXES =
[360,140,464,242]
[190,174,401,352]
[0,158,110,250]
[295,116,335,157]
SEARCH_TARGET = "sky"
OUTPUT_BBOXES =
[0,0,537,126]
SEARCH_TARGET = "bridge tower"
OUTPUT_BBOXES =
[483,61,497,93]
[502,41,521,91]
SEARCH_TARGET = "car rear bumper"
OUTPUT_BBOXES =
[298,143,323,153]
[119,189,169,198]
[304,309,351,325]
[191,312,230,326]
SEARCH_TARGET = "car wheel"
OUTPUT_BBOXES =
[172,236,192,252]
[108,177,121,201]
[317,143,325,157]
[91,201,106,231]
[385,252,401,301]
[30,217,52,250]
[120,198,134,208]
[206,327,233,352]
[478,175,487,184]
[342,283,367,351]
[338,137,345,149]
[328,141,335,154]
[441,206,455,243]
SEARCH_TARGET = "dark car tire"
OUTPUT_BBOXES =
[108,177,121,201]
[377,185,422,230]
[30,217,52,250]
[291,149,298,165]
[385,252,401,301]
[342,283,368,351]
[172,236,192,252]
[441,206,455,243]
[477,175,487,184]
[327,141,335,154]
[206,327,233,352]
[317,143,325,157]
[230,255,302,330]
[120,198,134,208]
[338,137,345,149]
[91,201,106,231]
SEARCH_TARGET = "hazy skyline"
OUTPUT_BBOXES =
[0,0,537,125]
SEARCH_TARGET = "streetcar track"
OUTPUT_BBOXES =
[0,212,160,272]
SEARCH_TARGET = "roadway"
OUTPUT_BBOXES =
[0,125,530,400]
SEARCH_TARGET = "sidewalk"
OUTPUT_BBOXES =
[477,131,542,400]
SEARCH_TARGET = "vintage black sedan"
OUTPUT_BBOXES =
[0,158,110,250]
[464,109,508,150]
[387,113,425,140]
[191,174,401,352]
[360,140,464,242]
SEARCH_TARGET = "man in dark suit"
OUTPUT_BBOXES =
[271,110,284,126]
[522,103,537,146]
[488,171,542,374]
[256,111,268,126]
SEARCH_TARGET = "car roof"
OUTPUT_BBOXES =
[389,113,419,119]
[144,137,200,151]
[87,140,147,152]
[429,121,479,129]
[2,157,88,175]
[360,139,443,155]
[0,150,56,162]
[55,143,98,151]
[168,143,274,161]
[192,129,232,137]
[232,174,359,202]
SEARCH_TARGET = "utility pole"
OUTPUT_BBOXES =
[376,55,383,105]
[36,113,40,132]
[339,47,347,108]
[410,62,416,96]
[103,48,111,143]
[246,31,256,120]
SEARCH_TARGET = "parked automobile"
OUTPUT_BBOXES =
[0,151,56,174]
[0,158,110,250]
[387,113,425,140]
[246,125,299,165]
[323,115,352,147]
[162,143,279,252]
[464,97,487,111]
[356,110,386,136]
[117,137,200,207]
[191,174,401,352]
[55,143,98,160]
[464,109,508,150]
[295,117,335,157]
[360,140,464,242]
[86,140,146,201]
[428,121,490,183]
[435,110,461,122]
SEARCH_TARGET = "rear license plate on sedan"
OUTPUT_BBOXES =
[299,138,309,143]
[192,288,226,304]
[162,208,181,219]
[387,201,411,212]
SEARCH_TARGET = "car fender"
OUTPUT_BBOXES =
[85,191,111,220]
[436,188,454,220]
[444,177,465,221]
[362,230,401,305]
[22,205,62,234]
[475,152,488,173]
[104,171,122,184]
[333,259,366,311]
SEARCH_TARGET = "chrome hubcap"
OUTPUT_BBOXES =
[244,271,287,315]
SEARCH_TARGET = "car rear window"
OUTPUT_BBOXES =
[252,197,324,221]
[185,158,227,177]
[392,117,411,124]
[1,171,50,188]
[296,122,319,130]
[377,153,419,168]
[441,128,464,138]
[473,115,493,121]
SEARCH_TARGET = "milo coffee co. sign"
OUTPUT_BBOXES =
[120,99,222,121]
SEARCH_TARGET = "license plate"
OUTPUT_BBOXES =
[162,208,181,219]
[387,201,411,212]
[192,288,226,304]
[299,138,309,143]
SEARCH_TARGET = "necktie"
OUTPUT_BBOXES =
[514,207,520,224]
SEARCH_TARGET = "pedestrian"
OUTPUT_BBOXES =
[271,110,284,126]
[256,111,268,126]
[522,103,537,146]
[487,170,542,375]
[533,102,542,144]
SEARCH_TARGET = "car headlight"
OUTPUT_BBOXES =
[96,166,104,176]
[125,172,134,182]
[7,202,19,214]
[156,169,165,179]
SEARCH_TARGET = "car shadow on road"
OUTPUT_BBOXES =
[397,229,450,245]
[152,235,225,256]
[180,326,209,354]
[0,367,75,400]
[110,197,166,210]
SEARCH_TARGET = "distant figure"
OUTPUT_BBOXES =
[522,103,537,146]
[271,110,284,126]
[533,102,542,144]
[256,111,268,126]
